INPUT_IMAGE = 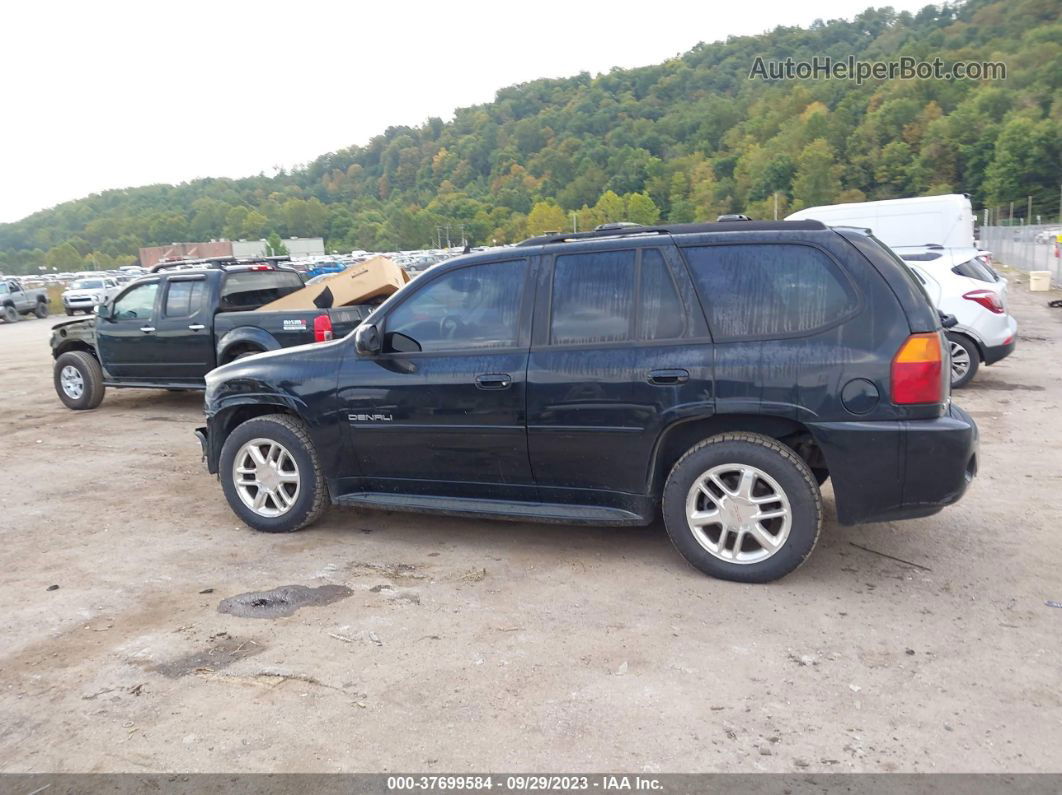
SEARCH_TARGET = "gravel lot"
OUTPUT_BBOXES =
[2,272,1061,774]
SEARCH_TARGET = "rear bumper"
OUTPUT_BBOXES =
[810,403,978,526]
[983,336,1016,366]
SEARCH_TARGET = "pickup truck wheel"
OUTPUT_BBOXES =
[219,414,327,533]
[54,351,106,410]
[65,309,75,316]
[946,333,979,389]
[662,432,822,583]
[3,305,17,323]
[34,301,48,318]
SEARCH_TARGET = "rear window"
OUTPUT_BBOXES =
[71,279,104,289]
[951,259,996,283]
[682,244,856,340]
[220,271,303,311]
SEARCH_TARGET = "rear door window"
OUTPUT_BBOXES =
[682,244,857,340]
[164,279,207,317]
[550,250,635,345]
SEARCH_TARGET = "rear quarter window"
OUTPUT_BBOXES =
[682,243,858,341]
[221,271,303,311]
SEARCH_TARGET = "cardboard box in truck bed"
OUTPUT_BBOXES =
[260,256,410,311]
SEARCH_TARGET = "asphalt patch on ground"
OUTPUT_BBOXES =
[217,584,353,619]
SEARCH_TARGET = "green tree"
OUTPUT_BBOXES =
[265,231,289,256]
[526,201,568,236]
[625,192,660,225]
[593,190,626,223]
[791,139,841,211]
[45,242,83,270]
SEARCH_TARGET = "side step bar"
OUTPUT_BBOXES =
[334,492,649,526]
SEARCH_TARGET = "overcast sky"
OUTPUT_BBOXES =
[0,0,937,223]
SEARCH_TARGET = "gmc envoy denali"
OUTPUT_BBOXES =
[196,220,977,582]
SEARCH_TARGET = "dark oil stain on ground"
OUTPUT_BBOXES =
[217,584,353,619]
[967,380,1044,392]
[152,635,264,678]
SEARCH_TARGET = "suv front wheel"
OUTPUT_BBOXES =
[219,414,329,533]
[662,432,823,583]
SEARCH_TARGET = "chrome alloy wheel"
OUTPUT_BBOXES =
[949,340,971,382]
[233,438,301,518]
[684,463,792,564]
[59,365,84,400]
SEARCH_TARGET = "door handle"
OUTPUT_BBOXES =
[648,368,689,385]
[188,323,205,331]
[475,373,512,390]
[140,326,156,333]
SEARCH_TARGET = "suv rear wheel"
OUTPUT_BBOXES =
[946,333,979,389]
[662,432,822,583]
[219,414,328,533]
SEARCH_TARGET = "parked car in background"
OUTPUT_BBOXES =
[62,276,119,315]
[196,220,978,584]
[1,278,49,322]
[898,245,1016,388]
[51,261,375,410]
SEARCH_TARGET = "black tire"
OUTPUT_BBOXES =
[232,349,263,363]
[218,414,328,533]
[54,351,106,410]
[946,333,979,389]
[34,300,49,319]
[65,308,75,316]
[661,432,823,583]
[3,305,17,323]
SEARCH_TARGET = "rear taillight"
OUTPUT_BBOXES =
[892,333,943,405]
[314,314,334,342]
[963,289,1003,314]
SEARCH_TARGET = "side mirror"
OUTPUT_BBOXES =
[94,303,109,320]
[939,311,958,329]
[354,323,381,355]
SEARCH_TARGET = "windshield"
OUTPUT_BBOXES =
[71,279,104,289]
[0,283,8,294]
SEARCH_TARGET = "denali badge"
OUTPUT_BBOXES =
[348,413,393,423]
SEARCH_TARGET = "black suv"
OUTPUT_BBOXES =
[196,221,978,582]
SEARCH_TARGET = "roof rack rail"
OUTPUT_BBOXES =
[149,255,293,273]
[516,219,827,247]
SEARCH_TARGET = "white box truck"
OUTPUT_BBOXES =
[786,194,975,250]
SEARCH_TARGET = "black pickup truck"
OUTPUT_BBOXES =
[51,262,374,410]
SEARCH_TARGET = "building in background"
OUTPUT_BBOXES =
[138,238,325,267]
[231,238,325,259]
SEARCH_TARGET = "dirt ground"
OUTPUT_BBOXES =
[2,272,1061,774]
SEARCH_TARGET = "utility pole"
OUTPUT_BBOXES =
[571,212,578,233]
[774,192,779,221]
[1027,195,1033,224]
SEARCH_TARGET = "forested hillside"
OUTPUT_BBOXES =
[2,0,1059,272]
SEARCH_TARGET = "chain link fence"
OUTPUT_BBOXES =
[979,224,1062,287]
